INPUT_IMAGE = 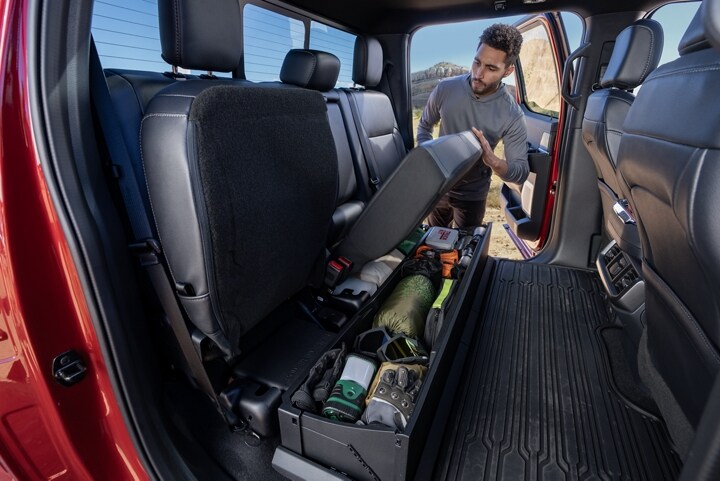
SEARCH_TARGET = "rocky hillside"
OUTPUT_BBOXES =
[411,62,469,109]
[517,38,560,115]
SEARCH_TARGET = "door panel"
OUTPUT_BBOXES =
[501,15,566,247]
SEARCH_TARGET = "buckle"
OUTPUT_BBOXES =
[370,177,381,191]
[325,256,353,288]
[129,238,162,266]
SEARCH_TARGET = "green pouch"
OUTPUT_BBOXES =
[373,275,435,338]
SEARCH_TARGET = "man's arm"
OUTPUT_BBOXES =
[471,114,529,184]
[416,85,441,145]
[498,114,529,184]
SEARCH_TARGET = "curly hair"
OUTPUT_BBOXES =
[478,24,523,66]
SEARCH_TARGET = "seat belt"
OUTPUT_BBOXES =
[88,41,238,427]
[345,90,383,192]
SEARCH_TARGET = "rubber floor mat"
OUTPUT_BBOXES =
[435,260,682,481]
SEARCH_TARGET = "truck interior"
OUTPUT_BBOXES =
[22,0,720,479]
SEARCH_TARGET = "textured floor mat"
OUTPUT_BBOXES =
[435,260,682,481]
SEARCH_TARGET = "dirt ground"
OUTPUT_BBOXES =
[485,208,524,259]
[485,177,524,260]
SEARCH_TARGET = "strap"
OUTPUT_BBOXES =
[89,41,237,427]
[345,91,383,192]
[143,248,238,426]
[89,43,155,241]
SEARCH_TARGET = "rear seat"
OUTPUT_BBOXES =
[342,36,407,193]
[102,68,181,214]
[277,45,407,246]
[103,0,482,414]
[140,0,340,359]
[277,49,365,245]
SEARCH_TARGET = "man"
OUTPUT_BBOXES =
[417,23,529,228]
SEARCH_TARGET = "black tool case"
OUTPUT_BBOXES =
[273,225,493,481]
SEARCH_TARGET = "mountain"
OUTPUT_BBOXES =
[411,62,469,109]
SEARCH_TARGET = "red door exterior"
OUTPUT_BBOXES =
[0,0,147,479]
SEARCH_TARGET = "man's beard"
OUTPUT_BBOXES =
[471,78,501,96]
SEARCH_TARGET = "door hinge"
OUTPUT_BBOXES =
[52,350,88,387]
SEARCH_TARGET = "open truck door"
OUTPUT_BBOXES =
[501,13,572,252]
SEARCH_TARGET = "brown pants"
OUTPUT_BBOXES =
[427,194,486,229]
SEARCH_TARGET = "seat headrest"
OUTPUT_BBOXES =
[679,0,720,55]
[679,7,710,54]
[352,37,383,87]
[704,0,720,51]
[600,19,664,89]
[279,50,340,92]
[158,0,241,72]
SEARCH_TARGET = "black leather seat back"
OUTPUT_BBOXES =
[141,0,338,358]
[344,36,407,194]
[104,69,178,218]
[582,19,663,255]
[617,1,720,456]
[279,49,365,245]
[336,132,481,268]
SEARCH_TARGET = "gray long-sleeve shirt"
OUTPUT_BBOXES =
[417,74,529,201]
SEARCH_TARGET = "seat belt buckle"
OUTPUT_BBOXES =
[370,177,381,191]
[129,238,162,266]
[325,257,353,288]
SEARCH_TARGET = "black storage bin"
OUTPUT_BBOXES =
[275,226,493,481]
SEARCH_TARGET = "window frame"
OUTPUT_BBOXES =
[513,17,563,119]
[239,0,357,87]
[239,0,310,81]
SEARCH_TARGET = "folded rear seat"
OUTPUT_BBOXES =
[274,46,482,270]
[335,132,482,268]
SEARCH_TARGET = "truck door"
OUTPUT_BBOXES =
[501,13,572,251]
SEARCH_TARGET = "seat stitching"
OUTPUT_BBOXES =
[155,94,198,98]
[142,113,188,119]
[139,113,189,286]
[632,25,655,82]
[173,0,181,65]
[645,65,720,83]
[304,51,317,87]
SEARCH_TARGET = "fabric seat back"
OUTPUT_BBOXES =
[140,0,338,358]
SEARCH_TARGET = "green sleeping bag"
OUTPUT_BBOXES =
[373,275,435,338]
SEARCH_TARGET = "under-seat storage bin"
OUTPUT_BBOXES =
[275,225,492,481]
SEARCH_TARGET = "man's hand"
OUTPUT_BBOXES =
[472,127,508,177]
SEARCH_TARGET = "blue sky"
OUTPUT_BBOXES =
[410,3,699,72]
[93,0,700,79]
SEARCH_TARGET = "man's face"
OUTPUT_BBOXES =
[470,43,515,96]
